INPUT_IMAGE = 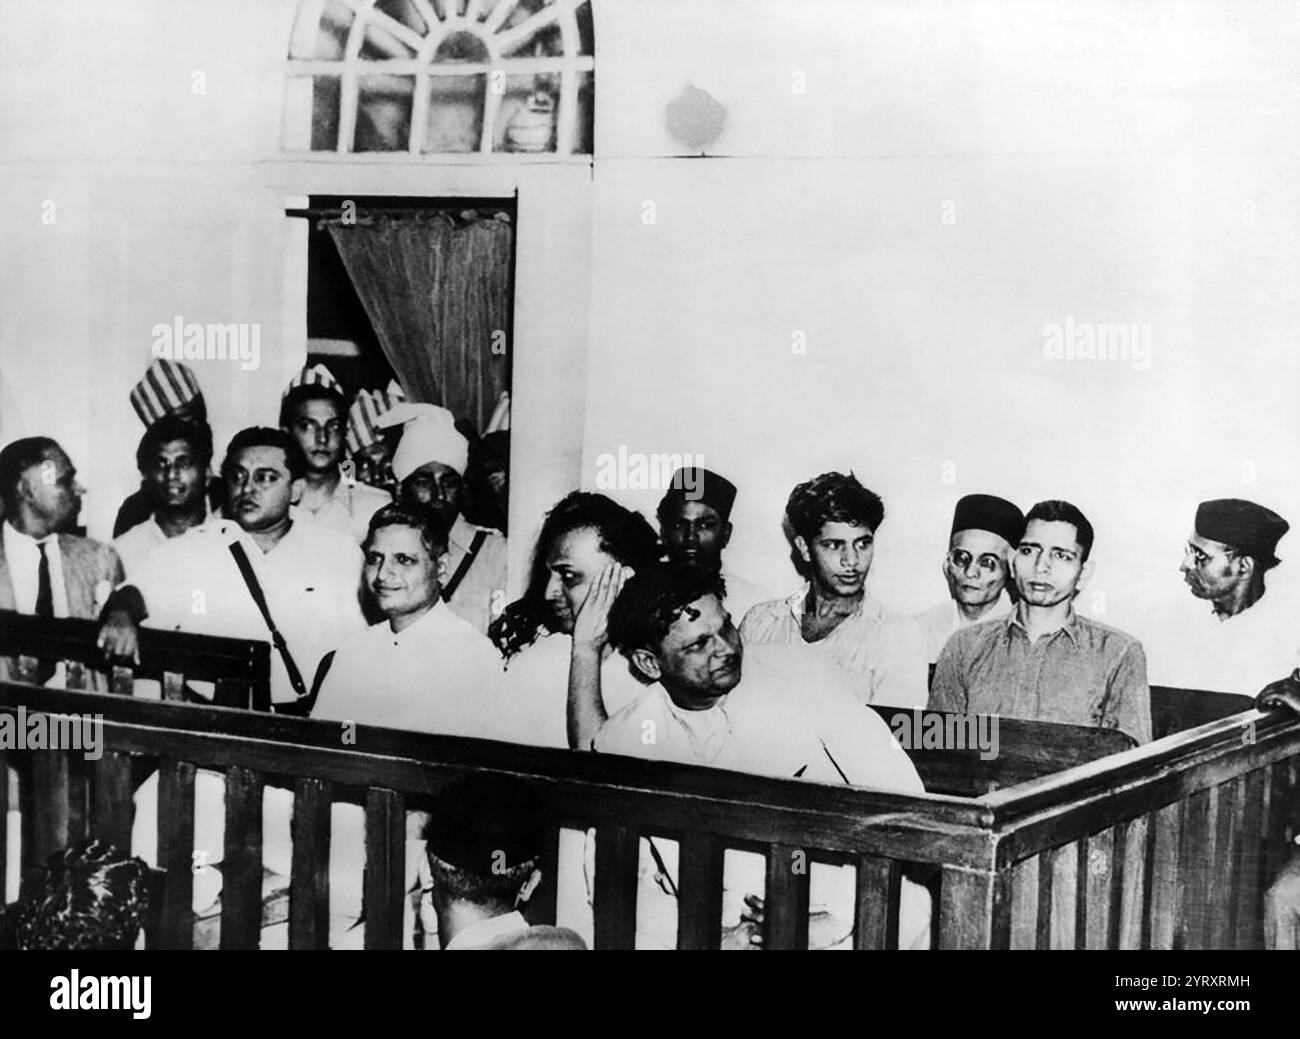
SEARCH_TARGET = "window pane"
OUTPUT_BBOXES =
[499,19,562,59]
[575,0,593,56]
[574,69,594,154]
[423,75,486,152]
[359,18,419,60]
[495,75,556,153]
[311,77,343,150]
[355,76,415,151]
[374,0,428,37]
[290,0,355,60]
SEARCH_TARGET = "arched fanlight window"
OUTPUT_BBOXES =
[284,0,594,156]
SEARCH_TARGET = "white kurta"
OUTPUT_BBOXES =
[566,644,932,950]
[1143,581,1300,697]
[313,601,503,735]
[290,476,391,544]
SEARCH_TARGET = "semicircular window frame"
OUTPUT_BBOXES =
[283,0,594,158]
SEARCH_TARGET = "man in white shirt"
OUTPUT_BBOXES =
[592,562,931,949]
[0,437,122,684]
[97,427,365,709]
[381,403,507,636]
[740,471,929,707]
[913,493,1023,667]
[1146,497,1298,696]
[313,501,502,734]
[281,365,391,545]
[113,415,213,576]
[656,465,771,626]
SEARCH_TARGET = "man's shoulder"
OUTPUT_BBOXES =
[57,532,122,579]
[1072,613,1144,656]
[595,686,665,752]
[738,593,797,634]
[740,643,860,705]
[345,478,391,507]
[950,613,1009,648]
[481,924,587,951]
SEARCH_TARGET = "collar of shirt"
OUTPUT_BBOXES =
[377,599,459,647]
[783,582,884,624]
[653,684,733,760]
[1005,604,1082,647]
[3,521,67,617]
[444,910,530,950]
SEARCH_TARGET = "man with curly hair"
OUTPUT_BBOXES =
[592,562,931,949]
[739,471,928,707]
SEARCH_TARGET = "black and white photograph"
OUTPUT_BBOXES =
[0,0,1296,989]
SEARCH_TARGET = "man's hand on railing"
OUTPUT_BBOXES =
[96,609,141,665]
[727,894,851,950]
[1256,670,1300,717]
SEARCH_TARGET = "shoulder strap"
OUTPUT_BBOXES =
[441,529,489,602]
[228,541,310,706]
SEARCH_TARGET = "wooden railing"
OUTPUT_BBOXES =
[4,671,1297,949]
[0,609,271,710]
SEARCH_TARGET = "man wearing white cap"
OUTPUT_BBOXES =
[345,379,405,498]
[280,364,390,544]
[381,403,507,636]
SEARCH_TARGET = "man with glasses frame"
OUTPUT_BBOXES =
[914,493,1024,668]
[1147,497,1296,697]
[929,498,1151,746]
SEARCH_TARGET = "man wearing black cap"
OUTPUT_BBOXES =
[421,774,586,950]
[1146,497,1298,695]
[914,494,1024,667]
[657,466,770,625]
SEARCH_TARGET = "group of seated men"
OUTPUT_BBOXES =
[3,354,1300,949]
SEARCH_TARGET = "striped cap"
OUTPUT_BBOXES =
[346,379,407,454]
[282,363,343,398]
[130,359,203,426]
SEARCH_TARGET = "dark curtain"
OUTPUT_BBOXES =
[325,210,512,433]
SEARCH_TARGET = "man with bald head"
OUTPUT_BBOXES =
[914,493,1023,667]
[1146,497,1298,696]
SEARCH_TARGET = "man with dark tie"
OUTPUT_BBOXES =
[0,437,123,683]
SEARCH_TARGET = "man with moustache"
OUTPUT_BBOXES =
[656,466,771,626]
[1146,497,1298,696]
[313,501,501,731]
[0,437,122,684]
[740,471,928,707]
[281,365,391,544]
[97,427,364,710]
[914,494,1023,667]
[930,499,1151,744]
[593,562,932,950]
[113,416,213,576]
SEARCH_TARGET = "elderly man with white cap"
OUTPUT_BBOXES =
[380,402,507,636]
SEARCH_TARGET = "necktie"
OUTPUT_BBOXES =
[32,542,56,684]
[35,542,54,617]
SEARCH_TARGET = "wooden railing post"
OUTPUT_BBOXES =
[155,759,196,950]
[290,777,333,950]
[363,787,406,950]
[221,766,265,950]
[593,824,639,950]
[939,864,1011,949]
[763,844,811,950]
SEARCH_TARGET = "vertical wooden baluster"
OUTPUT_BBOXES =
[939,863,1011,949]
[161,671,186,703]
[220,766,264,950]
[592,824,639,950]
[155,760,195,950]
[764,843,812,950]
[1234,769,1266,949]
[91,751,135,849]
[677,833,725,950]
[289,777,332,950]
[854,853,901,950]
[363,788,405,950]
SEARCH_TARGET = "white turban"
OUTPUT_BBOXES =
[378,402,469,481]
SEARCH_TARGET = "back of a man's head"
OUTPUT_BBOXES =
[422,773,545,912]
